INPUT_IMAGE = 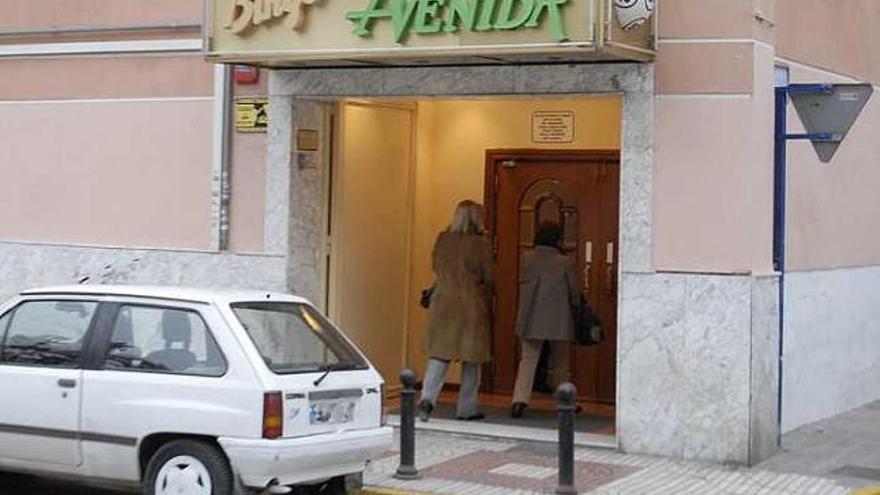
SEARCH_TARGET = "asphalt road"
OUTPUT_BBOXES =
[0,471,135,494]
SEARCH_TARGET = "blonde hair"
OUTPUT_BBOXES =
[449,200,485,235]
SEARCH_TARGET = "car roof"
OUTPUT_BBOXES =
[20,285,310,306]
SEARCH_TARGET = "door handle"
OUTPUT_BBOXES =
[57,379,77,389]
[605,242,616,293]
[583,241,593,294]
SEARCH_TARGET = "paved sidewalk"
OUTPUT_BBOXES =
[759,400,880,490]
[364,430,856,495]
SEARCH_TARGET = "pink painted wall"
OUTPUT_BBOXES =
[776,0,880,85]
[653,1,772,273]
[783,65,880,271]
[0,0,202,30]
[653,1,879,273]
[0,100,214,249]
[772,1,880,270]
[0,56,213,101]
[227,75,269,253]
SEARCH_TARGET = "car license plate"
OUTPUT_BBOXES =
[309,400,356,425]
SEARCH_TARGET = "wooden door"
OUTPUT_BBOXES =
[486,150,619,403]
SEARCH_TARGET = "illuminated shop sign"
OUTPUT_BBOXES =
[346,0,572,43]
[206,0,655,65]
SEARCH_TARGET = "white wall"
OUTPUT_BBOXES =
[782,266,880,432]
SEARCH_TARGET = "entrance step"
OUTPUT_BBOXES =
[386,415,617,450]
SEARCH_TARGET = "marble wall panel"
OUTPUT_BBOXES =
[750,275,781,464]
[0,241,286,303]
[265,93,294,256]
[618,272,755,464]
[782,266,880,432]
[272,63,652,98]
[287,100,329,305]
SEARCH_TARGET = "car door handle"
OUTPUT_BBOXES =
[57,379,77,389]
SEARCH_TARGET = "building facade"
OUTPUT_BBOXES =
[1,0,878,466]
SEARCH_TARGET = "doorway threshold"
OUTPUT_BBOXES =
[386,415,618,450]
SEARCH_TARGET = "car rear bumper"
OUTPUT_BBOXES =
[218,426,393,488]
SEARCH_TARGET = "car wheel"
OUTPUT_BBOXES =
[293,476,347,495]
[316,476,347,495]
[143,439,234,495]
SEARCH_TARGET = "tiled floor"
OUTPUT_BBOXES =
[366,430,856,494]
[388,390,616,436]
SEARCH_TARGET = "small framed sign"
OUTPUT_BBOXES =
[296,129,320,151]
[532,111,575,144]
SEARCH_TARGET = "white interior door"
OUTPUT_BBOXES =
[331,102,414,383]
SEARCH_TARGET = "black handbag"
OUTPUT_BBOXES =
[574,295,604,346]
[420,285,435,309]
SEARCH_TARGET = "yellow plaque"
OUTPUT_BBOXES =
[235,97,269,133]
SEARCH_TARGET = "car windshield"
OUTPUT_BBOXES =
[230,302,366,374]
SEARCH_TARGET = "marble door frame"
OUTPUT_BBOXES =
[264,62,657,452]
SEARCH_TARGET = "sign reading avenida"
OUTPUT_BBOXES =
[207,0,656,65]
[346,0,571,43]
[225,0,571,42]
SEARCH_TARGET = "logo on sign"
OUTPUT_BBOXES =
[225,0,322,34]
[613,0,654,31]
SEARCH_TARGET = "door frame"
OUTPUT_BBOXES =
[483,148,621,397]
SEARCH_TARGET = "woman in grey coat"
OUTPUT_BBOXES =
[511,222,581,417]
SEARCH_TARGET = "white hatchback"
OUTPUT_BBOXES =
[0,285,392,494]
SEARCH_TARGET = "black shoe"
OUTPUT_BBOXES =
[510,402,527,418]
[456,413,485,421]
[417,400,433,423]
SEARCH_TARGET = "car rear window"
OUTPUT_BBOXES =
[231,302,367,375]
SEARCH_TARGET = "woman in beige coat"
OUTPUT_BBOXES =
[418,200,493,422]
[511,222,580,417]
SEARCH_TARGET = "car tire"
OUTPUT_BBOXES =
[294,476,348,495]
[317,476,348,495]
[143,439,234,495]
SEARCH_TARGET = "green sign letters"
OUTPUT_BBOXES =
[347,0,572,43]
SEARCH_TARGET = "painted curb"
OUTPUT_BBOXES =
[851,487,880,495]
[355,487,435,495]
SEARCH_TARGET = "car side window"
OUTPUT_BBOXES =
[0,300,97,368]
[103,306,226,377]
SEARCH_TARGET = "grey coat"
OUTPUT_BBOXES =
[515,246,581,341]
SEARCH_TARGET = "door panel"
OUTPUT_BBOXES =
[487,151,619,402]
[0,367,83,466]
[332,103,413,381]
[0,299,96,467]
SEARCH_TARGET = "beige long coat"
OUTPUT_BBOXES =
[425,231,494,363]
[515,246,580,341]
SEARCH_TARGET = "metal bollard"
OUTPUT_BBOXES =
[556,382,578,495]
[394,369,421,480]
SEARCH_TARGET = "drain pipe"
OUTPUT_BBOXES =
[212,64,234,251]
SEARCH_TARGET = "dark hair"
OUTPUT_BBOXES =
[534,222,563,248]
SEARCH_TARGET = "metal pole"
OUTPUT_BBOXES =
[773,87,788,448]
[556,383,577,495]
[395,369,420,480]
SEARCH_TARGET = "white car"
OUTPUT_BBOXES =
[0,285,393,494]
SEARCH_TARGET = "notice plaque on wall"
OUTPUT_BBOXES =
[296,129,320,151]
[235,97,268,133]
[532,111,575,143]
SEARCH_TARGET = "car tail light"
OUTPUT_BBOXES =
[263,391,283,439]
